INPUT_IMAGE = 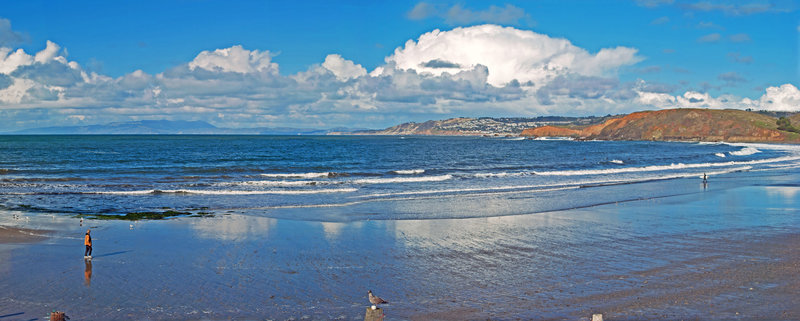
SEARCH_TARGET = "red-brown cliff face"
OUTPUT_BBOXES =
[522,109,800,142]
[520,126,582,137]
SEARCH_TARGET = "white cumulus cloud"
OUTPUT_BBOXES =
[34,40,60,63]
[0,47,33,74]
[635,83,800,112]
[188,45,278,74]
[321,54,366,81]
[757,84,800,111]
[386,24,642,87]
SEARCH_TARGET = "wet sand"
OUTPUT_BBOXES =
[0,225,48,244]
[1,180,799,320]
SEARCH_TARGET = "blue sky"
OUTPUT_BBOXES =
[0,0,798,130]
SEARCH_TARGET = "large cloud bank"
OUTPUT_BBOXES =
[0,24,796,131]
[386,25,641,87]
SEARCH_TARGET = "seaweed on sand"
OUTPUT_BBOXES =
[77,209,213,221]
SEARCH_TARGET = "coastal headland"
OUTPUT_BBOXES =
[347,109,800,143]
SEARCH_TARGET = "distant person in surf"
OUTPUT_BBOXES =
[84,229,92,259]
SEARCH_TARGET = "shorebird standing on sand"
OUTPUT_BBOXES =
[368,290,388,307]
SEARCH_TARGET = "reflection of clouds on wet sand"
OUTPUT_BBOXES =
[190,215,276,241]
[391,213,577,250]
[764,186,800,202]
[320,222,345,240]
[319,221,363,241]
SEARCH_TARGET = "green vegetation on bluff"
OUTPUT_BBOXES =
[777,117,800,133]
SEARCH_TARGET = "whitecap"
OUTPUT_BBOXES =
[392,169,425,175]
[473,172,521,178]
[533,155,800,176]
[351,175,453,184]
[260,172,333,179]
[90,188,357,195]
[729,147,760,156]
[216,180,323,187]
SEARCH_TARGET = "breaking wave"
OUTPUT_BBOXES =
[533,156,800,176]
[474,172,516,178]
[351,175,453,184]
[261,172,336,179]
[5,188,360,196]
[729,147,760,156]
[392,169,425,175]
[216,180,320,187]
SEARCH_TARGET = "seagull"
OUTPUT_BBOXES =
[368,290,388,306]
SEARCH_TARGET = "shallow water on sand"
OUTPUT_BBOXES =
[1,169,799,320]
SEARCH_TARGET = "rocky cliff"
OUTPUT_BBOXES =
[521,109,800,143]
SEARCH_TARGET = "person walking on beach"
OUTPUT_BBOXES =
[84,229,92,259]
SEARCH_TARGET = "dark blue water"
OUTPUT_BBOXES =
[1,135,798,221]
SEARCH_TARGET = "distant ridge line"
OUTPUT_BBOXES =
[5,120,368,135]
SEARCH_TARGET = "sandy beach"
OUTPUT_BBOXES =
[1,179,799,320]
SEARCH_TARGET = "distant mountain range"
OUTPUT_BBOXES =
[6,120,366,135]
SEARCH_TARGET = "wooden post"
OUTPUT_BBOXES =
[592,313,603,321]
[50,311,66,321]
[364,307,384,321]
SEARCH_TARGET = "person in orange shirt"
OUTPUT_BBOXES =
[84,229,92,259]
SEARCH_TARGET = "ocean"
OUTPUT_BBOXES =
[1,135,798,221]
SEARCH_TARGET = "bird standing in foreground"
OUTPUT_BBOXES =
[368,290,388,306]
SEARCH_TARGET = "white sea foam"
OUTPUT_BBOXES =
[99,190,157,195]
[351,175,453,184]
[474,172,513,178]
[95,188,357,195]
[533,155,800,176]
[354,166,757,200]
[217,180,321,187]
[729,147,760,156]
[504,137,525,141]
[392,169,425,175]
[610,159,624,165]
[260,172,332,179]
[765,163,800,169]
[250,200,367,209]
[715,153,726,158]
[356,184,582,199]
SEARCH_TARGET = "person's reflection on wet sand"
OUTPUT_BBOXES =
[84,259,92,287]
